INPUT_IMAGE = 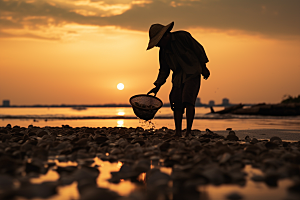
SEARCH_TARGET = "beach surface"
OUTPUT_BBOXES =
[0,124,300,200]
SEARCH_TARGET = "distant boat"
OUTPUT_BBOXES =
[72,106,87,111]
[210,103,300,116]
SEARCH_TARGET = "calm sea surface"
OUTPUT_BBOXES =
[1,107,300,131]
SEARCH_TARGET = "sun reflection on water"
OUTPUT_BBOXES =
[117,120,124,127]
[116,108,125,116]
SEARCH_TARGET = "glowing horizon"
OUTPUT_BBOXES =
[1,0,300,105]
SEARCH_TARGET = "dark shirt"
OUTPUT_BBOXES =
[154,31,209,88]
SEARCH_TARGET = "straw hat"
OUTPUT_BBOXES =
[146,21,174,50]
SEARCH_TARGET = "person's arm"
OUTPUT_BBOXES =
[148,50,170,95]
[201,62,210,80]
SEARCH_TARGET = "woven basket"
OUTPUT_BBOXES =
[129,94,163,121]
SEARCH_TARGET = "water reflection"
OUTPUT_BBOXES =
[94,158,137,196]
[116,108,125,116]
[27,157,298,200]
[117,120,124,127]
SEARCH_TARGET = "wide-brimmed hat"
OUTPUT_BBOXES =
[146,21,174,50]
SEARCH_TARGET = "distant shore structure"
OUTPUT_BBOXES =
[2,100,10,107]
[208,100,215,106]
[195,98,202,106]
[222,98,230,106]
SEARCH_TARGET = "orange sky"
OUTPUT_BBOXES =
[1,0,300,105]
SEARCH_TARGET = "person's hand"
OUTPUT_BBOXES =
[147,86,161,96]
[202,66,210,80]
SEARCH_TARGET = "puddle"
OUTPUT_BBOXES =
[198,165,295,200]
[12,158,298,200]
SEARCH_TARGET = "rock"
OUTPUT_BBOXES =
[72,167,99,181]
[219,152,231,163]
[264,173,279,187]
[55,166,78,175]
[0,156,22,175]
[270,136,282,144]
[146,169,171,188]
[250,138,258,144]
[93,136,108,144]
[77,178,97,195]
[32,147,48,161]
[25,159,47,174]
[244,145,261,155]
[202,167,225,185]
[109,164,140,183]
[228,131,236,135]
[226,192,243,200]
[0,174,14,190]
[79,187,120,200]
[110,148,122,155]
[288,181,300,194]
[133,159,151,173]
[59,166,99,186]
[205,128,214,134]
[37,130,48,137]
[245,136,251,142]
[251,175,264,182]
[16,182,57,199]
[226,134,239,141]
[265,142,278,149]
[159,141,170,152]
[75,138,88,146]
[116,138,128,148]
[131,138,145,146]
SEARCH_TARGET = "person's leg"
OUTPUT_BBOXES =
[185,103,195,136]
[174,109,183,136]
[182,75,201,136]
[170,85,184,137]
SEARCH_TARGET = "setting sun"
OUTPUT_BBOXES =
[117,83,124,90]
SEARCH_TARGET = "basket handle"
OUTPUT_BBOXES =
[147,92,156,97]
[147,86,160,97]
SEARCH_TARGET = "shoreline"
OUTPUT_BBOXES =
[1,123,300,142]
[1,117,300,141]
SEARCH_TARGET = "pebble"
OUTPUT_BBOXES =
[226,192,243,200]
[0,125,299,200]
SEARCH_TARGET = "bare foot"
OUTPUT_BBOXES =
[185,131,191,137]
[174,131,182,137]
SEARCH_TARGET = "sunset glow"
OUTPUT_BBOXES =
[0,0,299,106]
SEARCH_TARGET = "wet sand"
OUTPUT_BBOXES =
[0,124,300,200]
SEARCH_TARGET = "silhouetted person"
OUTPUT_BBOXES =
[147,22,210,137]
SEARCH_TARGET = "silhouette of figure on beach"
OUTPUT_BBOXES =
[147,22,210,137]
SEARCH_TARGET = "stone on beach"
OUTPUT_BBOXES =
[146,168,171,188]
[0,174,15,190]
[109,164,140,183]
[0,124,300,200]
[226,192,243,200]
[15,182,58,199]
[79,187,120,200]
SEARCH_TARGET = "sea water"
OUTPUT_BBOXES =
[1,107,300,132]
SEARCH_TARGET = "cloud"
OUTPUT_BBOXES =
[0,0,299,40]
[108,0,300,37]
